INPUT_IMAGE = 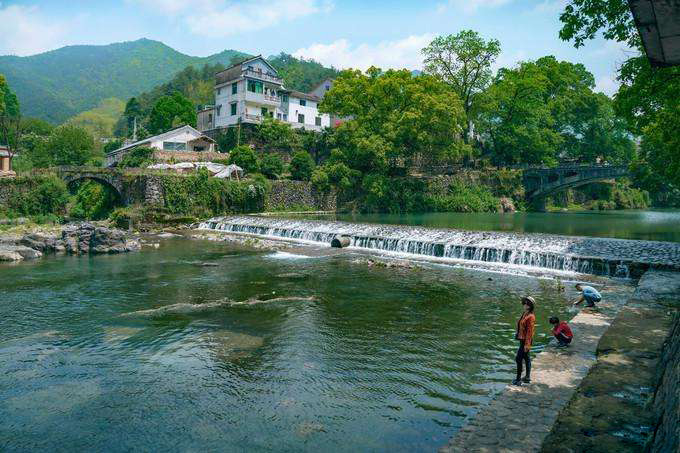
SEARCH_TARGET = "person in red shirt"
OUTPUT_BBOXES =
[513,296,536,386]
[549,316,573,347]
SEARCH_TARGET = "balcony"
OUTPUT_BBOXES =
[242,68,283,84]
[245,90,281,106]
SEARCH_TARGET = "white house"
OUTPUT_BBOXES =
[106,125,216,167]
[0,145,16,177]
[206,56,331,132]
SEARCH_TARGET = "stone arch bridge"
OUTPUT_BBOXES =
[523,165,630,210]
[53,166,164,206]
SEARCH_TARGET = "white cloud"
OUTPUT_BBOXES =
[0,4,69,56]
[131,0,332,37]
[293,34,435,71]
[595,75,619,96]
[444,0,513,14]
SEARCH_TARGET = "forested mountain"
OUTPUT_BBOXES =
[0,39,247,123]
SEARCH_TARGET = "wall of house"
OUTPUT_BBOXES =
[214,79,244,128]
[286,97,330,128]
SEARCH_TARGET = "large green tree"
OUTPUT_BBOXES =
[148,91,196,134]
[559,0,680,185]
[0,74,21,160]
[321,67,468,165]
[422,31,501,142]
[45,125,98,166]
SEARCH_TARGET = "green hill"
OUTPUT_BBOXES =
[0,39,247,123]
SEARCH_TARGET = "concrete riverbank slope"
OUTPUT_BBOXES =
[440,270,679,453]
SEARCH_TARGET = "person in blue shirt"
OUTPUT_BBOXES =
[572,283,602,307]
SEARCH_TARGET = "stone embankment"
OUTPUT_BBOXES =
[441,270,680,453]
[0,223,140,262]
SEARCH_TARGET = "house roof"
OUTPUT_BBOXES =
[287,90,322,102]
[630,0,680,67]
[215,55,279,85]
[107,125,213,156]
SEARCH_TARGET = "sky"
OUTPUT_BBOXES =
[0,0,634,95]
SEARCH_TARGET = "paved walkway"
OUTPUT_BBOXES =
[440,284,634,453]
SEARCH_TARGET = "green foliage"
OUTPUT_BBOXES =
[289,151,315,181]
[260,154,284,179]
[228,145,259,173]
[256,117,297,151]
[66,97,125,140]
[104,139,123,154]
[360,175,430,213]
[0,39,247,123]
[559,0,635,48]
[148,92,196,134]
[69,180,120,220]
[0,175,69,216]
[44,124,100,166]
[159,170,265,217]
[426,181,499,213]
[109,207,137,229]
[118,146,155,168]
[422,30,501,138]
[311,167,330,193]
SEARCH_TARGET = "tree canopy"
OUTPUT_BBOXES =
[148,92,196,134]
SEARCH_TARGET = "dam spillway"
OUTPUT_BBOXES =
[197,216,680,278]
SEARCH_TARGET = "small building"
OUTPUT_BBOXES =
[310,78,350,128]
[0,146,16,177]
[206,55,331,133]
[106,125,217,167]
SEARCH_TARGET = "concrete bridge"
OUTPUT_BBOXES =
[523,165,629,210]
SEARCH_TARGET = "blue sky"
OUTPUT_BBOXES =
[0,0,633,94]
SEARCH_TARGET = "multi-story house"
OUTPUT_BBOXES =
[198,56,331,133]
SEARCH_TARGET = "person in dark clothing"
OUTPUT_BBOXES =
[513,296,536,386]
[549,316,573,347]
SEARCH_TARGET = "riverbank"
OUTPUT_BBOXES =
[440,270,680,453]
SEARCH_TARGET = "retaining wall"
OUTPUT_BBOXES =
[265,180,336,211]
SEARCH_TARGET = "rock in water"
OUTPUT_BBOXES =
[61,223,140,254]
[0,245,43,261]
[19,233,59,252]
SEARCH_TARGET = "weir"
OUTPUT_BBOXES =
[198,216,680,278]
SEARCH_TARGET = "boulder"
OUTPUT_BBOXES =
[19,233,59,252]
[61,223,140,254]
[0,245,43,261]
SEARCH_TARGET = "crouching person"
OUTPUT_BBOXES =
[549,316,573,347]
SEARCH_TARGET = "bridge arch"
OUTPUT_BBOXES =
[522,165,629,211]
[59,171,126,206]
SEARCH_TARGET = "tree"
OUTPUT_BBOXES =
[119,146,155,168]
[289,151,315,181]
[320,67,468,165]
[477,62,562,165]
[256,117,297,151]
[559,0,635,48]
[228,145,259,174]
[260,154,284,179]
[148,92,196,134]
[422,31,501,141]
[0,74,22,164]
[45,125,98,166]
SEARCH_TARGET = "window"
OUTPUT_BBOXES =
[230,103,237,116]
[163,142,187,151]
[217,88,221,95]
[216,105,222,116]
[325,85,330,91]
[193,146,205,152]
[282,94,289,102]
[232,82,237,94]
[298,114,305,124]
[299,99,307,106]
[247,80,263,93]
[277,113,282,120]
[208,113,213,123]
[315,116,322,126]
[283,114,288,121]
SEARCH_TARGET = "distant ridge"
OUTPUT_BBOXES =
[0,39,247,123]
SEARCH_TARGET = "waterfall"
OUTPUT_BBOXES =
[197,216,680,278]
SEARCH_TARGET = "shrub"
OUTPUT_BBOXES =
[119,146,155,168]
[1,175,70,216]
[260,154,284,179]
[426,182,499,213]
[289,151,315,181]
[228,145,260,174]
[311,167,330,192]
[69,180,120,220]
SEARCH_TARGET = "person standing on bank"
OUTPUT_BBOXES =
[513,296,536,386]
[572,283,602,308]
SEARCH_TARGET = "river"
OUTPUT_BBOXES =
[286,209,680,243]
[0,238,626,452]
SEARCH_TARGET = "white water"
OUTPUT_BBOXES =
[197,216,680,278]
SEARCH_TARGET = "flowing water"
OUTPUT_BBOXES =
[0,239,611,452]
[288,210,680,243]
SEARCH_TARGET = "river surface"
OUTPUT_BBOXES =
[0,239,607,452]
[288,210,680,243]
